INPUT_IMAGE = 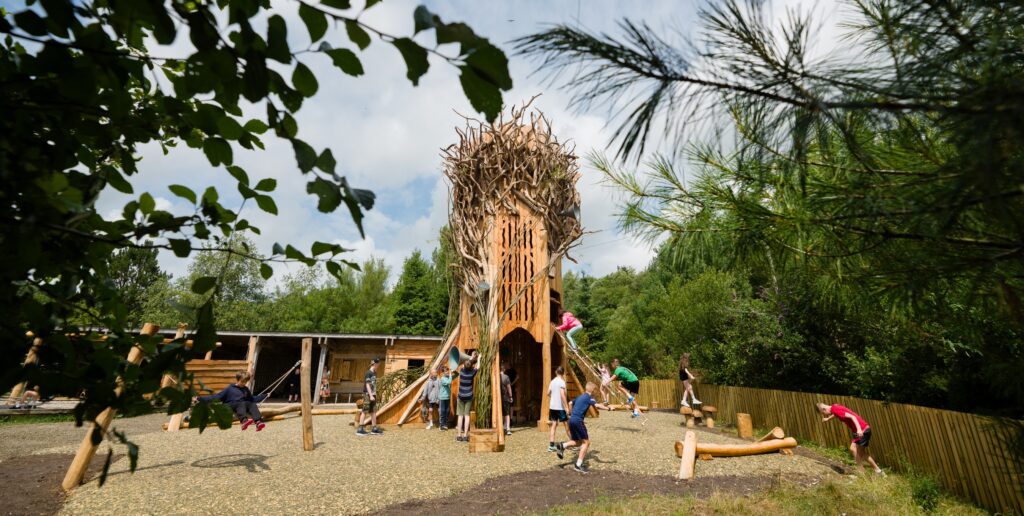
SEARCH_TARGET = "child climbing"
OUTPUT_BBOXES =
[547,366,569,451]
[679,354,701,408]
[356,359,383,436]
[555,310,583,351]
[605,359,641,418]
[419,369,440,430]
[455,351,480,443]
[195,371,267,431]
[817,402,885,475]
[597,364,612,405]
[555,381,611,474]
[438,366,453,430]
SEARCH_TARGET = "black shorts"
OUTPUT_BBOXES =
[622,381,640,395]
[502,398,512,415]
[548,409,567,422]
[568,419,588,441]
[679,371,690,381]
[852,427,873,447]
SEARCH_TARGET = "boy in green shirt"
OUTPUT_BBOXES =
[604,358,641,418]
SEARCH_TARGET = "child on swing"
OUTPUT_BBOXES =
[195,371,267,431]
[555,310,583,351]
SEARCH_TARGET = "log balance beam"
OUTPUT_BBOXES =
[161,407,357,430]
[675,436,797,458]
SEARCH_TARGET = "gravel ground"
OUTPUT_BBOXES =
[0,413,167,462]
[50,410,834,515]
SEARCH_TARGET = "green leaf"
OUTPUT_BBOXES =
[321,0,351,8]
[307,177,342,213]
[434,21,476,48]
[326,48,364,76]
[254,178,277,192]
[267,14,291,64]
[244,119,269,134]
[260,263,273,280]
[216,116,244,140]
[464,43,512,90]
[203,138,233,166]
[345,20,371,50]
[255,195,278,215]
[168,185,197,204]
[14,10,47,36]
[211,403,234,429]
[139,193,156,214]
[191,402,210,433]
[105,169,133,194]
[226,166,249,186]
[413,6,434,34]
[316,149,337,173]
[292,62,319,97]
[202,186,219,205]
[194,299,217,353]
[272,243,285,255]
[459,66,503,123]
[292,139,318,172]
[392,38,429,86]
[298,4,328,43]
[365,0,382,8]
[311,241,335,255]
[168,239,191,257]
[191,276,218,294]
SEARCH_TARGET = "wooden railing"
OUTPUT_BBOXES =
[635,379,1023,514]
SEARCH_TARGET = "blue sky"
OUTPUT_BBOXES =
[70,0,834,284]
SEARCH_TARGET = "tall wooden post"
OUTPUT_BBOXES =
[300,338,314,451]
[314,339,327,405]
[62,323,159,491]
[9,337,42,404]
[165,324,189,432]
[245,335,260,390]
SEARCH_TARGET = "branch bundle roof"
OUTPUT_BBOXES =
[443,102,582,296]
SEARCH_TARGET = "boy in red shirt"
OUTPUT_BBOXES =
[817,402,884,475]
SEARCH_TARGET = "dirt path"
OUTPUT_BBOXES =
[44,411,834,515]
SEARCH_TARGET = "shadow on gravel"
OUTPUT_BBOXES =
[191,454,272,473]
[104,459,185,478]
[375,469,777,515]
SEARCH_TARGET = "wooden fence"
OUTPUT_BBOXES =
[636,380,1023,514]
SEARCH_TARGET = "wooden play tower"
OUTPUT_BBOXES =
[374,103,586,450]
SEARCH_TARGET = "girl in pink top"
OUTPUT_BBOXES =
[817,402,884,475]
[555,310,583,351]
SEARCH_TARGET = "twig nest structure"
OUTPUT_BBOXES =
[443,100,582,299]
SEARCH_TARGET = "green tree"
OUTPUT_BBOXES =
[104,245,168,328]
[1,0,512,472]
[393,250,446,335]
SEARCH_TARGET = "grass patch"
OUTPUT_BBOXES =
[0,413,76,427]
[541,474,984,515]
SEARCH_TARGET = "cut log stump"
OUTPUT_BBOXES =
[737,413,753,439]
[756,426,785,442]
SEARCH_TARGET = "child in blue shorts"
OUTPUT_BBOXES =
[555,381,611,473]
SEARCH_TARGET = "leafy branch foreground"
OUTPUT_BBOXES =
[1,0,513,485]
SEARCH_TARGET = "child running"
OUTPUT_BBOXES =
[438,366,453,430]
[555,310,584,351]
[555,381,611,473]
[817,402,885,475]
[547,366,569,451]
[679,353,701,407]
[605,359,641,418]
[195,371,267,431]
[356,359,383,436]
[455,351,480,443]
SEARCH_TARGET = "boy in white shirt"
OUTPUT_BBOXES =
[547,366,569,451]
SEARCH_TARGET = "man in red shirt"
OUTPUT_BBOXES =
[817,402,884,475]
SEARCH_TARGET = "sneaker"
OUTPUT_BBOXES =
[240,418,253,431]
[632,410,640,418]
[692,399,702,405]
[439,426,447,431]
[573,463,589,474]
[547,444,557,452]
[556,443,565,460]
[371,426,384,435]
[505,429,512,436]
[255,421,266,432]
[425,422,433,430]
[875,469,886,477]
[356,428,369,436]
[681,400,690,408]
